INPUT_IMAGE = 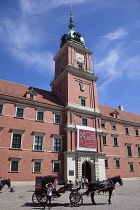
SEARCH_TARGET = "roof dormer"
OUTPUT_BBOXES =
[25,87,37,100]
[110,109,119,118]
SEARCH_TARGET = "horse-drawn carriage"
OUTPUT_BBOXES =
[32,175,82,207]
[32,175,123,207]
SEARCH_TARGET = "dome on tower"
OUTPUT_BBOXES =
[60,10,85,48]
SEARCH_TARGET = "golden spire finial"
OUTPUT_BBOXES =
[70,5,72,13]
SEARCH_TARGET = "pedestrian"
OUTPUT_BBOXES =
[81,177,84,189]
[75,178,78,186]
[84,177,89,189]
[0,177,3,193]
[45,182,54,209]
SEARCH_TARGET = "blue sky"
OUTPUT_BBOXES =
[0,0,140,114]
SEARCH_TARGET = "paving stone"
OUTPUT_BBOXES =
[0,180,139,210]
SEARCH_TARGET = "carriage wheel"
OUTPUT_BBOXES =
[32,192,39,204]
[36,189,48,204]
[69,192,83,207]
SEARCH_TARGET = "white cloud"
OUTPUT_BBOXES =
[95,48,140,92]
[0,16,54,75]
[12,49,54,74]
[20,0,90,14]
[2,20,38,49]
[121,56,140,79]
[95,48,123,91]
[95,49,121,77]
[105,28,127,40]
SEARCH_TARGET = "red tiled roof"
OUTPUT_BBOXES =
[0,79,64,107]
[99,104,140,124]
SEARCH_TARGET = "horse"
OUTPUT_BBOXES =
[1,179,11,189]
[85,175,123,205]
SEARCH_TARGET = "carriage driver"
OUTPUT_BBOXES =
[45,182,54,209]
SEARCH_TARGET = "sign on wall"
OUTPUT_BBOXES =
[76,125,97,151]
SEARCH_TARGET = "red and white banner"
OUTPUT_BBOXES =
[76,125,97,151]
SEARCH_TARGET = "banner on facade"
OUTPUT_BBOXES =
[76,125,97,151]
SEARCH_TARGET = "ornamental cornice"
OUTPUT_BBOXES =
[0,94,63,112]
[53,41,93,61]
[65,102,101,116]
[64,123,102,133]
[101,116,140,127]
[66,64,98,81]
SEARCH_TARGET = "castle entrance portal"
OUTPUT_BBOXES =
[82,161,91,182]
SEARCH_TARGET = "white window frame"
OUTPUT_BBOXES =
[9,157,21,172]
[82,118,88,126]
[15,105,25,118]
[10,129,25,149]
[52,134,62,152]
[115,158,120,168]
[112,124,117,130]
[101,121,106,128]
[29,94,34,99]
[0,102,4,115]
[54,113,61,124]
[136,144,140,157]
[105,159,109,168]
[135,129,139,136]
[102,134,108,146]
[32,159,43,173]
[124,126,129,135]
[36,111,44,122]
[33,132,45,151]
[112,134,119,146]
[125,143,132,157]
[79,96,87,106]
[52,160,61,173]
[128,162,134,172]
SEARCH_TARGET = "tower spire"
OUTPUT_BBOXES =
[69,5,74,30]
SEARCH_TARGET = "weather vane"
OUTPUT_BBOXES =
[70,5,72,13]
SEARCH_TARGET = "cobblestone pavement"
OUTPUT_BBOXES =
[0,180,140,210]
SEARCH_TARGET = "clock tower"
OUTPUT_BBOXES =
[51,10,99,111]
[51,10,106,183]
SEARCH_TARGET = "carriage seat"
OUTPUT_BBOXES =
[70,186,81,192]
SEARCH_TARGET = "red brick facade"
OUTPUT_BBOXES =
[0,14,140,183]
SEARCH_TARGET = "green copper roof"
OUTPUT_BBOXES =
[60,8,85,48]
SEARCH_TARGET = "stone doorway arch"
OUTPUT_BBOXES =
[82,161,91,182]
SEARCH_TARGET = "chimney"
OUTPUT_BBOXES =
[118,105,124,111]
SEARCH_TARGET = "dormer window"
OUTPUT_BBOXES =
[110,110,119,118]
[26,87,37,100]
[74,32,81,41]
[29,94,34,99]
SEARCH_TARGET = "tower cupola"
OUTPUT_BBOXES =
[60,9,85,48]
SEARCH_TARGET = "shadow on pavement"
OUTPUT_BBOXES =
[22,202,70,209]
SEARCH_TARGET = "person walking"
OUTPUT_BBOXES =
[75,178,79,186]
[81,177,84,189]
[0,177,3,193]
[84,177,89,189]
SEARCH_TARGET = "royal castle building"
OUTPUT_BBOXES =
[0,12,140,184]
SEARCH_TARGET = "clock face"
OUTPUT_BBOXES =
[76,53,84,63]
[59,56,65,66]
